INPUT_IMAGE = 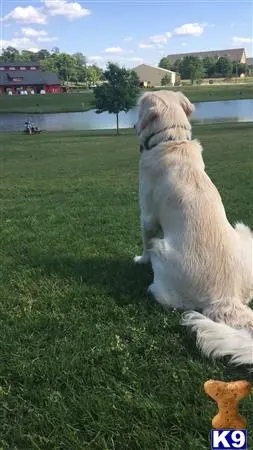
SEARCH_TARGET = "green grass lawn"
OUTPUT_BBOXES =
[0,83,253,114]
[0,90,95,114]
[0,124,252,449]
[153,83,253,102]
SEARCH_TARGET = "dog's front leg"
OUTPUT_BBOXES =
[134,217,158,264]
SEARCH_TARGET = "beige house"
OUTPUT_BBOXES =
[133,64,176,87]
[166,48,248,64]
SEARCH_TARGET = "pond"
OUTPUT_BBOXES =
[0,99,253,132]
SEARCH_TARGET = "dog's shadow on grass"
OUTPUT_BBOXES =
[20,251,155,306]
[18,251,253,379]
[20,251,201,346]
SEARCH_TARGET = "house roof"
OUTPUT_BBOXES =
[0,70,60,86]
[0,61,39,67]
[166,48,246,63]
[133,63,175,73]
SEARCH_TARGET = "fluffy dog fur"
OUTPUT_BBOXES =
[134,90,253,369]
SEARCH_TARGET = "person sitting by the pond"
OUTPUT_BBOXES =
[24,120,41,135]
[25,120,36,135]
[25,120,32,135]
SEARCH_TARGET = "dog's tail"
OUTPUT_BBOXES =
[181,304,253,369]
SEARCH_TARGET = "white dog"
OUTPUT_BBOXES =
[134,90,253,369]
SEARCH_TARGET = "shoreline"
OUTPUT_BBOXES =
[1,96,253,116]
[1,121,252,136]
[0,84,252,114]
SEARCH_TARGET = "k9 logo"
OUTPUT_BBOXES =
[211,430,247,449]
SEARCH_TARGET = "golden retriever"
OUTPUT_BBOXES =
[134,90,253,369]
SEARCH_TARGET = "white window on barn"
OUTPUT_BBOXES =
[30,66,37,70]
[9,67,15,70]
[20,67,26,70]
[0,67,4,71]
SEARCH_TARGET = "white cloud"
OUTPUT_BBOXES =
[149,32,172,44]
[181,42,188,47]
[43,0,91,20]
[2,1,91,24]
[0,26,58,52]
[109,55,144,68]
[2,6,47,25]
[0,37,34,51]
[127,57,143,62]
[139,43,155,49]
[88,54,143,69]
[138,31,171,50]
[104,47,123,54]
[28,48,41,53]
[37,36,59,42]
[21,27,48,37]
[173,22,206,37]
[88,55,105,62]
[124,36,133,42]
[111,56,143,64]
[10,27,58,46]
[232,36,253,44]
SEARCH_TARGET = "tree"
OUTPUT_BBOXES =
[215,56,233,77]
[232,61,247,77]
[87,64,103,86]
[172,58,182,74]
[2,46,19,61]
[202,56,216,78]
[0,45,103,84]
[159,56,173,71]
[52,53,78,82]
[179,56,204,83]
[51,46,60,54]
[40,59,56,74]
[72,52,87,84]
[36,49,51,61]
[39,52,77,81]
[161,73,171,86]
[19,50,36,62]
[94,62,140,135]
[72,52,86,66]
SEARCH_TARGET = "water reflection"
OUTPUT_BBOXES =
[0,99,252,132]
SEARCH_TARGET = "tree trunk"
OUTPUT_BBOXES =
[116,112,119,135]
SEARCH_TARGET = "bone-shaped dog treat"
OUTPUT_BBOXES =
[204,379,251,429]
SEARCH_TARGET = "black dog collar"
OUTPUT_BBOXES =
[140,124,190,153]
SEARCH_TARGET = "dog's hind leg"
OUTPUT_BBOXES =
[235,222,253,304]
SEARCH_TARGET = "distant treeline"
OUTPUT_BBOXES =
[0,46,103,85]
[159,55,252,83]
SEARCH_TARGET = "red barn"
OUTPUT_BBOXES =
[0,61,61,94]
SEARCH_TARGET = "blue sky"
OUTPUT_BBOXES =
[1,1,252,67]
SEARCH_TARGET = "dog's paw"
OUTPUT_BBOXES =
[133,254,150,264]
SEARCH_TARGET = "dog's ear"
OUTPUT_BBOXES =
[177,91,195,116]
[137,106,158,134]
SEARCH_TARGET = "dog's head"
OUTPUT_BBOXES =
[135,90,195,151]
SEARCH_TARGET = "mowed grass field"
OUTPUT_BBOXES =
[0,83,253,113]
[0,124,253,449]
[0,90,95,114]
